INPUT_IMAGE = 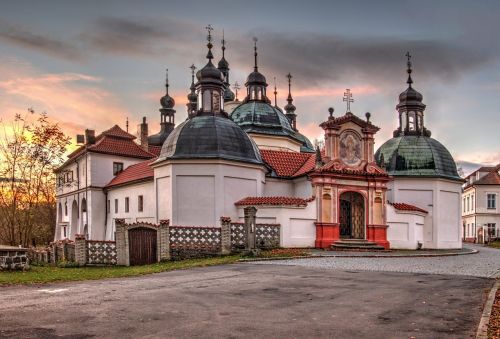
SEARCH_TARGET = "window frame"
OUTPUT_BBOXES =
[125,197,129,213]
[138,195,144,212]
[487,193,496,209]
[114,199,118,213]
[113,162,124,176]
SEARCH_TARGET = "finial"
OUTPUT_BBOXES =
[253,37,258,72]
[343,89,354,113]
[234,81,240,100]
[273,77,278,107]
[205,24,214,61]
[365,112,371,123]
[189,64,196,84]
[221,29,226,58]
[126,117,129,132]
[405,51,413,86]
[286,73,292,96]
[165,68,169,94]
[328,107,334,118]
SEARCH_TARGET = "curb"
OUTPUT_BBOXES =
[476,279,499,339]
[239,249,478,262]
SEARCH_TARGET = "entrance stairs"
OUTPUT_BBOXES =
[331,239,385,251]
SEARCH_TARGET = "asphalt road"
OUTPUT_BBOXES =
[0,263,493,339]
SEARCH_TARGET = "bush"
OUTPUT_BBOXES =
[56,260,80,268]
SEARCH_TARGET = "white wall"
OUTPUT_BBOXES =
[153,159,265,226]
[236,200,317,247]
[106,180,155,240]
[387,205,426,249]
[388,177,462,249]
[264,179,294,196]
[249,133,302,153]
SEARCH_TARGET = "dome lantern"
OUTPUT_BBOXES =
[244,37,271,104]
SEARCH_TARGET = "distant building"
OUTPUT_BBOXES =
[462,164,500,242]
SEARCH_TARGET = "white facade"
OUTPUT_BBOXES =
[386,177,463,249]
[386,205,426,249]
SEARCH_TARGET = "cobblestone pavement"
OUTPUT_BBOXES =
[255,244,500,278]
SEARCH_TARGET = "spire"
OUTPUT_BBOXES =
[284,73,297,130]
[165,68,169,95]
[273,77,278,107]
[187,64,198,118]
[205,24,214,62]
[315,145,323,169]
[405,51,413,87]
[221,29,226,60]
[253,37,258,72]
[234,82,240,101]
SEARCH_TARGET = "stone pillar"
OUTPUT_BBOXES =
[220,217,231,255]
[75,235,87,266]
[51,243,57,264]
[115,219,128,266]
[159,219,170,261]
[244,206,259,255]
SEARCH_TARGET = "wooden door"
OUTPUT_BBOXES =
[128,227,157,265]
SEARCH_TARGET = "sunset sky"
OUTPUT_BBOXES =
[0,0,499,175]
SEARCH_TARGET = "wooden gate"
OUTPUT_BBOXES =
[128,227,157,265]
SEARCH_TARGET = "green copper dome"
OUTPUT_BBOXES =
[375,135,460,180]
[231,101,314,152]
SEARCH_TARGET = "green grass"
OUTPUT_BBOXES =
[488,240,500,249]
[0,255,241,285]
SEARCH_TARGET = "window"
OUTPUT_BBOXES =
[138,195,143,212]
[125,197,129,213]
[62,226,67,238]
[212,92,220,113]
[471,195,474,211]
[408,112,415,131]
[114,199,118,213]
[113,162,124,175]
[203,90,211,112]
[472,223,475,236]
[65,202,68,216]
[487,194,496,209]
[463,198,466,213]
[467,196,470,212]
[487,223,496,238]
[107,200,110,214]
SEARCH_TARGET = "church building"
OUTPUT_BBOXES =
[54,27,463,250]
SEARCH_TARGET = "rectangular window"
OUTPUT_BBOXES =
[467,196,470,212]
[487,223,496,237]
[125,197,129,213]
[63,226,67,238]
[65,202,68,216]
[138,195,143,212]
[487,194,496,209]
[463,198,466,213]
[471,195,474,211]
[114,199,118,213]
[113,162,124,175]
[107,200,110,214]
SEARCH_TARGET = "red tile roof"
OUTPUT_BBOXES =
[391,202,428,214]
[58,125,156,172]
[235,196,313,207]
[260,150,317,178]
[106,159,155,188]
[148,145,162,156]
[473,170,500,185]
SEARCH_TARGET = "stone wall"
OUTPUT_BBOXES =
[0,247,29,270]
[230,222,281,251]
[169,226,222,260]
[86,240,117,265]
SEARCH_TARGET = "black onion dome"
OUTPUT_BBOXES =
[218,57,229,70]
[223,87,235,101]
[246,71,267,85]
[160,93,175,109]
[158,115,262,164]
[397,86,424,109]
[196,61,224,83]
[375,135,461,180]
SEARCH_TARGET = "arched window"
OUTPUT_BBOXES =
[417,113,422,131]
[401,113,407,130]
[408,111,415,131]
[197,89,202,110]
[257,87,262,100]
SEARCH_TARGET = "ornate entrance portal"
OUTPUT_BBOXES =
[339,192,365,239]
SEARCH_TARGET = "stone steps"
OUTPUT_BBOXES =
[331,239,386,251]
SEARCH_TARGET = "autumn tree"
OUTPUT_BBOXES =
[0,110,70,247]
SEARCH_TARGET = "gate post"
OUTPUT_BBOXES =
[75,235,87,266]
[115,219,128,266]
[244,206,259,255]
[220,216,231,255]
[159,219,170,261]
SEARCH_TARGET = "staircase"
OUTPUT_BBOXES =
[331,239,386,251]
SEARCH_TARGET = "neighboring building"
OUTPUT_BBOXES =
[54,29,464,250]
[462,164,500,242]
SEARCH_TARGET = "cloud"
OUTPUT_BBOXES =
[0,58,130,146]
[0,21,82,61]
[79,17,201,59]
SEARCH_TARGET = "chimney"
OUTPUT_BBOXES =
[85,129,95,145]
[140,117,149,151]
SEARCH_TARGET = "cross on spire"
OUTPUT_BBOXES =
[405,51,413,86]
[234,81,240,100]
[205,24,214,61]
[221,29,226,57]
[343,88,354,112]
[189,64,196,86]
[273,76,278,107]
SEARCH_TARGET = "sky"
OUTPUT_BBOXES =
[0,0,499,175]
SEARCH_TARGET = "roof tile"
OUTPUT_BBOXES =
[106,159,155,188]
[391,202,428,214]
[235,196,312,207]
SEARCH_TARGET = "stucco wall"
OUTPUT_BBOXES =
[388,177,462,249]
[249,134,302,152]
[236,200,317,247]
[386,205,425,249]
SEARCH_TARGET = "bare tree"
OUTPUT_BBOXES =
[0,110,70,246]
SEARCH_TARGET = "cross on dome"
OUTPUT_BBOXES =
[343,89,354,113]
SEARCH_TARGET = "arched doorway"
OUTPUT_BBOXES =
[81,198,87,237]
[71,200,78,238]
[339,191,365,239]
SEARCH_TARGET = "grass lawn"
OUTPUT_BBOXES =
[488,241,500,249]
[0,255,241,285]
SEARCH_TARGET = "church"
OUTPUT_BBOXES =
[54,27,463,250]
